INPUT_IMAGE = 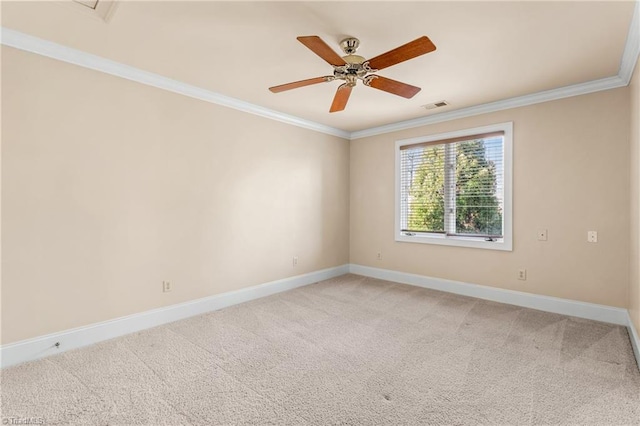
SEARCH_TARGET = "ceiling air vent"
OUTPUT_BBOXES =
[422,101,449,110]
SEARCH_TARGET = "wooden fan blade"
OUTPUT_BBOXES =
[367,76,421,99]
[367,36,436,71]
[297,36,347,66]
[269,76,330,93]
[330,84,352,113]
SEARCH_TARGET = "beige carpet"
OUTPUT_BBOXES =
[2,274,639,425]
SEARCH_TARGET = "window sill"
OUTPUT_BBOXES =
[395,232,512,251]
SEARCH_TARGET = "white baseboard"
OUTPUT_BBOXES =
[5,263,637,371]
[1,264,349,369]
[349,264,629,325]
[350,264,640,368]
[628,313,640,370]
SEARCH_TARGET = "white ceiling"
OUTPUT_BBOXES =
[1,1,636,132]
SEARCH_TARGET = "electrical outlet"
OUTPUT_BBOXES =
[292,256,298,267]
[587,231,598,243]
[162,281,172,292]
[376,252,382,261]
[517,269,527,280]
[537,229,548,241]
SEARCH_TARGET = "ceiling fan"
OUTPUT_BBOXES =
[269,35,436,113]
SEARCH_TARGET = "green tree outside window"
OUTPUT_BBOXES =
[407,139,502,236]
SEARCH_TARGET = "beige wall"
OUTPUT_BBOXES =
[631,62,640,332]
[1,41,637,345]
[1,47,350,344]
[351,88,630,308]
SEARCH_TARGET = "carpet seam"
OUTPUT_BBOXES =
[164,325,313,425]
[46,358,114,421]
[122,343,200,426]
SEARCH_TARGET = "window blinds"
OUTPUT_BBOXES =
[399,131,505,238]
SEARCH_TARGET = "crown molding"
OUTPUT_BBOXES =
[349,76,626,140]
[0,27,351,140]
[351,0,639,140]
[2,0,639,143]
[619,0,640,85]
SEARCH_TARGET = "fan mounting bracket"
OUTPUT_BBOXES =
[339,37,360,55]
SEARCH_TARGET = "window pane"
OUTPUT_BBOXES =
[401,145,445,232]
[454,137,503,236]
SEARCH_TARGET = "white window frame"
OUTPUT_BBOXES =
[395,122,513,251]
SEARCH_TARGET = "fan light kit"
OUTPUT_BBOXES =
[269,35,437,113]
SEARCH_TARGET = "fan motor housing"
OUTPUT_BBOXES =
[334,52,370,82]
[343,54,366,65]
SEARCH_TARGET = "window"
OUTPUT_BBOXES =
[395,122,512,251]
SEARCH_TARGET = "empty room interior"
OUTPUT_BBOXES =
[1,1,640,424]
